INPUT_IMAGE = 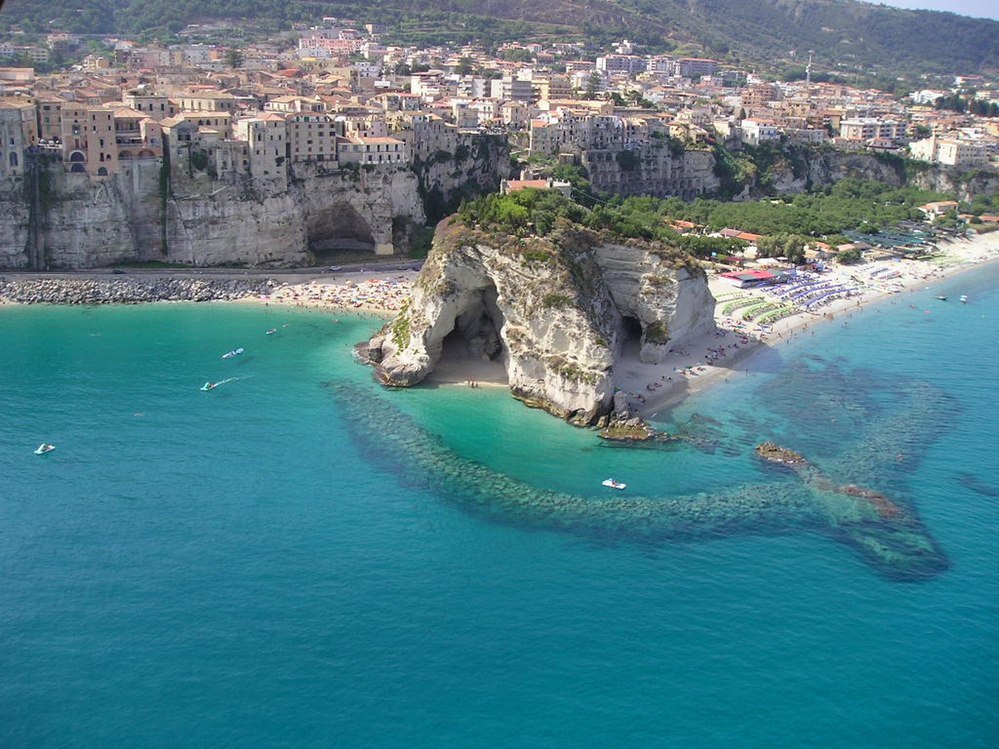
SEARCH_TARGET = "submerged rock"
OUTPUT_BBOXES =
[755,442,810,466]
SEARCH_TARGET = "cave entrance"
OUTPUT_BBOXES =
[307,203,375,263]
[620,315,643,359]
[431,283,509,386]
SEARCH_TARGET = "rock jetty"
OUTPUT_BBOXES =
[0,277,271,305]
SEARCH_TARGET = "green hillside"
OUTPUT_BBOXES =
[2,0,996,78]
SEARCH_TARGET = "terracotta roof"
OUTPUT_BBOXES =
[504,180,550,191]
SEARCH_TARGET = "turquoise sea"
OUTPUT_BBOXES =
[2,266,998,747]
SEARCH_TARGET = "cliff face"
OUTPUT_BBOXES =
[367,220,716,425]
[582,146,720,200]
[909,168,999,203]
[412,133,513,222]
[0,160,425,270]
[762,150,999,201]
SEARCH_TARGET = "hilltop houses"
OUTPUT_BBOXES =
[0,15,995,195]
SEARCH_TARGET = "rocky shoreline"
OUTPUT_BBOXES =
[0,277,272,305]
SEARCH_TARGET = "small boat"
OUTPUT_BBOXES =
[960,295,968,303]
[936,295,948,301]
[602,478,627,490]
[200,381,216,391]
[34,443,55,455]
[221,347,244,359]
[265,328,277,336]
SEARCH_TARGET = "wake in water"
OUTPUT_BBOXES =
[200,377,242,391]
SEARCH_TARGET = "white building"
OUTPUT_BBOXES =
[741,118,781,145]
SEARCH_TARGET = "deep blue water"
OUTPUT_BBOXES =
[1,267,997,747]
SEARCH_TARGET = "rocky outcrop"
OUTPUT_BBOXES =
[755,440,904,519]
[760,148,999,200]
[366,219,716,425]
[755,442,809,466]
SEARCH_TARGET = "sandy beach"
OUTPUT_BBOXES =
[615,230,999,417]
[251,270,417,315]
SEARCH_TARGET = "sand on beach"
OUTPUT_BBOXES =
[614,230,999,418]
[245,269,418,315]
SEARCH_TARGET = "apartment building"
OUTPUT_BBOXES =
[839,117,907,142]
[740,118,781,145]
[60,105,118,176]
[337,135,408,165]
[122,91,177,121]
[0,98,37,177]
[234,112,287,178]
[910,136,989,168]
[285,112,343,162]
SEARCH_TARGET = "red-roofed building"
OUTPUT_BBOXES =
[668,219,698,233]
[500,177,572,199]
[719,269,778,288]
[719,228,764,242]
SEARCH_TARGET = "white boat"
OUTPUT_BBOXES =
[34,443,55,455]
[200,381,216,391]
[936,295,948,301]
[601,478,627,490]
[221,347,244,359]
[960,295,968,303]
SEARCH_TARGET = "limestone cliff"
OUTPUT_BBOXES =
[1,160,424,270]
[411,133,513,222]
[366,218,716,425]
[751,148,999,201]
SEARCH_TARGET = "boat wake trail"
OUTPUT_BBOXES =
[200,376,243,391]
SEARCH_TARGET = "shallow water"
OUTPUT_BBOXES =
[1,266,997,746]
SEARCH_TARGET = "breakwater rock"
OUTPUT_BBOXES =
[0,276,271,305]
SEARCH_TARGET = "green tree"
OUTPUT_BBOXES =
[224,47,243,69]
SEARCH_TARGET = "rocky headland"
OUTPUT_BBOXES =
[363,200,717,426]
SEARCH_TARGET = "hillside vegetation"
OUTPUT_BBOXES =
[455,178,956,261]
[2,0,996,79]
